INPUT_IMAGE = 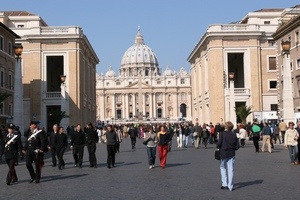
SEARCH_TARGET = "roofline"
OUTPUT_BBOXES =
[0,22,20,38]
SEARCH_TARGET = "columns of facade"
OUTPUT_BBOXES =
[163,93,166,118]
[175,92,178,118]
[101,94,105,119]
[122,94,126,119]
[111,94,115,119]
[149,93,153,118]
[143,93,146,116]
[132,94,136,116]
[153,93,157,118]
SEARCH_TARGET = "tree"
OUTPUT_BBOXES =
[235,105,253,124]
[49,109,69,126]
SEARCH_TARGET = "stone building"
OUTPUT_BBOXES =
[273,5,300,122]
[0,22,19,125]
[96,30,191,124]
[188,8,286,125]
[0,11,99,132]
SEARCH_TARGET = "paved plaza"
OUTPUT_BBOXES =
[0,137,300,200]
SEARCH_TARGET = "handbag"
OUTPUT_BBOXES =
[214,149,220,160]
[193,132,198,137]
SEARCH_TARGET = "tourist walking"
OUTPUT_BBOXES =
[217,121,240,191]
[238,124,247,148]
[251,122,261,152]
[284,122,299,165]
[201,123,209,149]
[157,126,171,168]
[55,127,68,170]
[261,122,272,153]
[85,122,98,168]
[193,123,202,149]
[143,126,157,169]
[106,125,117,168]
[70,124,86,168]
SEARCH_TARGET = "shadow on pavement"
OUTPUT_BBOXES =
[166,163,190,168]
[234,179,263,190]
[41,174,89,183]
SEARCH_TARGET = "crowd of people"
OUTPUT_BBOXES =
[0,119,299,191]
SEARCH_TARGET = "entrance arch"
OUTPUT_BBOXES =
[180,103,187,118]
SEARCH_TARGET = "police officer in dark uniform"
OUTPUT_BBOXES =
[54,127,68,170]
[85,122,98,168]
[70,124,86,168]
[22,121,45,184]
[0,124,23,185]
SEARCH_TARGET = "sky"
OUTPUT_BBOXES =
[1,0,300,74]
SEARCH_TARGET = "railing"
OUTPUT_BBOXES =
[46,92,61,98]
[225,88,250,96]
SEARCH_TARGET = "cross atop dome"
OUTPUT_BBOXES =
[135,26,144,45]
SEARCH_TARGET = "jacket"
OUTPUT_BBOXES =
[217,130,239,159]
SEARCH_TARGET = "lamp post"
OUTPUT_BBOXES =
[228,72,236,127]
[281,40,294,122]
[60,75,67,129]
[13,44,24,133]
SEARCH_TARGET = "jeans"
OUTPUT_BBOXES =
[288,145,298,163]
[146,147,156,166]
[220,156,235,191]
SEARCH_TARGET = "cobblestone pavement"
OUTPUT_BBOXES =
[0,137,300,200]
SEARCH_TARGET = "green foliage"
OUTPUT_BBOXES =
[235,105,253,124]
[49,110,69,126]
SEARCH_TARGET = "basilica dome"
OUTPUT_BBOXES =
[121,29,159,72]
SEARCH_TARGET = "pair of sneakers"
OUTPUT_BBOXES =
[149,165,155,169]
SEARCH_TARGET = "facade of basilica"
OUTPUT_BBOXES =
[96,30,192,123]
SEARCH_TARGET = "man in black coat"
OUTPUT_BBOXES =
[54,127,68,170]
[0,124,23,185]
[70,124,86,168]
[106,124,117,168]
[22,121,45,184]
[48,124,58,167]
[85,122,98,168]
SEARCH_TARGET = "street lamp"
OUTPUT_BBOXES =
[281,40,294,122]
[60,75,67,128]
[228,72,236,127]
[13,44,24,133]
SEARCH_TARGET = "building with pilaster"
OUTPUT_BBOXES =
[188,8,286,125]
[96,30,191,124]
[0,11,99,132]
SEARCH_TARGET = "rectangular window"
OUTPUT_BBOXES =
[106,82,109,86]
[116,82,120,85]
[268,57,276,71]
[264,21,270,24]
[297,79,300,96]
[180,78,185,84]
[268,40,275,47]
[8,104,12,116]
[297,59,300,69]
[0,36,3,51]
[270,104,277,111]
[269,80,277,90]
[157,81,161,85]
[8,74,12,89]
[296,31,299,45]
[168,81,171,85]
[0,71,4,87]
[17,24,24,28]
[8,42,13,55]
[0,103,3,115]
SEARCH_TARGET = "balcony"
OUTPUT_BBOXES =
[225,88,250,97]
[45,92,61,98]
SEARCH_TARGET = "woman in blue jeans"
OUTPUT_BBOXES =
[217,121,240,191]
[144,126,157,169]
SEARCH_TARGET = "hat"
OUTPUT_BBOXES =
[8,124,15,129]
[30,121,38,125]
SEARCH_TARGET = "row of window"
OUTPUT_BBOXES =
[106,93,187,103]
[0,102,12,115]
[106,78,186,86]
